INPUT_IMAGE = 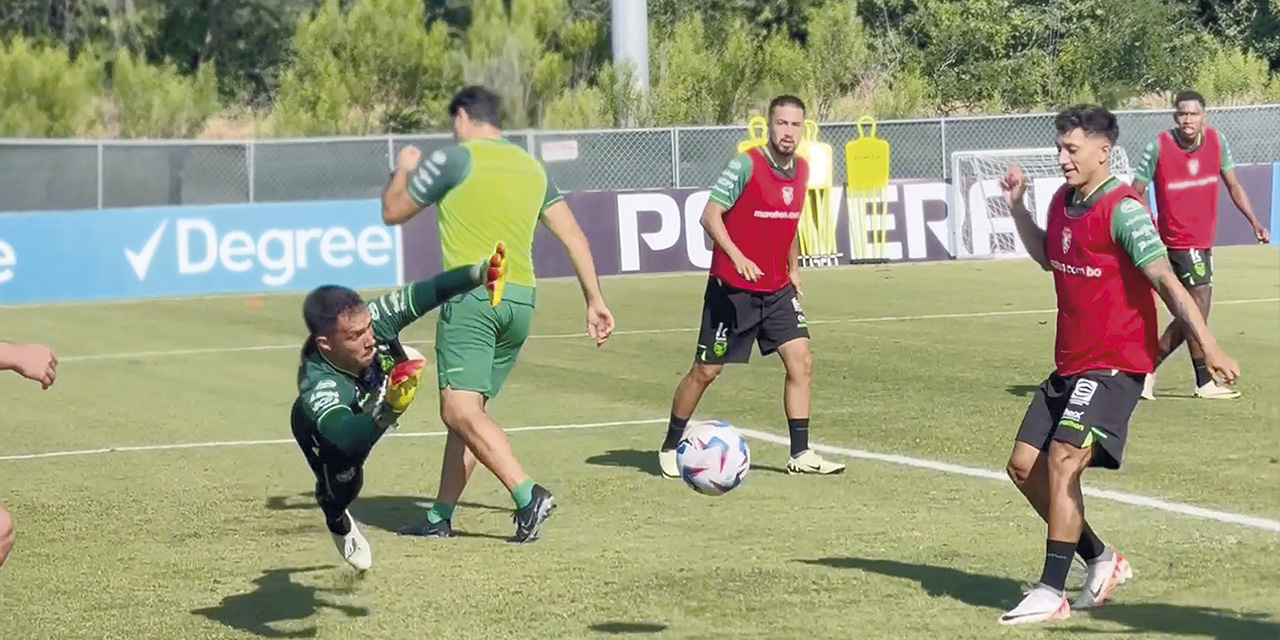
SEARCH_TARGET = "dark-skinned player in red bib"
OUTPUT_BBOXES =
[1130,90,1268,400]
[996,105,1240,625]
[657,95,844,477]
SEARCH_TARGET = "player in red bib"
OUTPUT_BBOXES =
[996,105,1240,625]
[1130,90,1268,400]
[656,95,844,477]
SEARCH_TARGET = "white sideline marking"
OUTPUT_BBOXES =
[0,419,666,462]
[1,416,1275,534]
[738,428,1280,534]
[55,297,1280,363]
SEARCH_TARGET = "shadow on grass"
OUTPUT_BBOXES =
[799,556,1278,639]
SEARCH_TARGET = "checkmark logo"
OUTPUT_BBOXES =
[125,219,168,280]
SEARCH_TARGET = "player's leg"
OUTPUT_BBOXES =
[403,429,477,538]
[659,278,753,476]
[291,402,372,569]
[1008,375,1107,564]
[434,294,552,542]
[1184,251,1236,398]
[0,500,14,569]
[759,285,843,474]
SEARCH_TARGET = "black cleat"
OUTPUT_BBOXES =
[398,517,453,538]
[510,484,556,543]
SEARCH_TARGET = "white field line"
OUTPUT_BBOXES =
[740,428,1280,534]
[55,297,1280,363]
[1,416,1276,534]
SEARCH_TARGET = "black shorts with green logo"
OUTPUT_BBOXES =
[1168,248,1213,287]
[1015,369,1144,470]
[694,277,809,365]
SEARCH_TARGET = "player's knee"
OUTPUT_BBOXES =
[1047,440,1088,473]
[689,363,723,387]
[439,397,482,431]
[786,349,813,380]
[1006,458,1033,485]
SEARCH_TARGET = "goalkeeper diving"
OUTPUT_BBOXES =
[289,245,507,571]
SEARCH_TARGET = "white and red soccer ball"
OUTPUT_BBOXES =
[676,420,750,496]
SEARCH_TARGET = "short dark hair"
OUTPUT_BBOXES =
[1173,90,1206,110]
[303,285,365,337]
[768,94,806,119]
[1054,104,1119,145]
[448,85,502,127]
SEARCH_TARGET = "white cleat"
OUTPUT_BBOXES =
[331,511,372,571]
[1073,550,1133,610]
[999,584,1070,625]
[1140,373,1156,400]
[658,449,679,478]
[1195,381,1241,399]
[787,450,846,475]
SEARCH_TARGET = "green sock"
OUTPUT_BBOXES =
[425,501,453,524]
[512,478,535,509]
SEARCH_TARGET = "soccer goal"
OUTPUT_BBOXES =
[948,147,1133,259]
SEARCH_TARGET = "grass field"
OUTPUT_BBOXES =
[1,246,1277,640]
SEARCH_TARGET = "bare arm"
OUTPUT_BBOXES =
[540,201,605,305]
[381,166,421,225]
[1141,257,1238,383]
[0,341,57,389]
[541,200,614,345]
[1129,178,1148,197]
[1010,197,1050,271]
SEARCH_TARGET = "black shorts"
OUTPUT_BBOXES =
[1015,369,1144,470]
[1168,248,1213,287]
[695,277,809,365]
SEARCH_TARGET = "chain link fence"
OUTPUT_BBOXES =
[2,104,1277,213]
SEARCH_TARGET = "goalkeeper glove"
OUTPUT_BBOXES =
[383,358,425,414]
[486,242,507,308]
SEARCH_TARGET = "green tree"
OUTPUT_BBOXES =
[0,36,102,136]
[110,48,219,137]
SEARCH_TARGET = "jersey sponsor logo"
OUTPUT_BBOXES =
[1049,259,1103,278]
[1062,408,1084,422]
[781,186,794,205]
[1069,378,1099,407]
[1165,175,1219,191]
[753,210,802,220]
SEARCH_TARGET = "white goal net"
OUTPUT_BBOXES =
[949,147,1133,259]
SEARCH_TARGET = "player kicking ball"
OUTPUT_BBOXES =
[657,95,844,477]
[289,247,506,570]
[997,105,1239,625]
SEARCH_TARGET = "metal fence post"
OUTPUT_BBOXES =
[387,136,395,171]
[96,141,104,209]
[526,131,535,155]
[247,140,256,203]
[671,127,681,188]
[939,117,948,181]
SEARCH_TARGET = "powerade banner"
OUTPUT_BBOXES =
[401,163,1275,282]
[0,200,399,304]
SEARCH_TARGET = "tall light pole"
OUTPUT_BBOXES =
[610,0,649,91]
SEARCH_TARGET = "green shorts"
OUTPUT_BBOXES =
[435,284,535,399]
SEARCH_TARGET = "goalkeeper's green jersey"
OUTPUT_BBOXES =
[292,267,480,454]
[405,138,564,305]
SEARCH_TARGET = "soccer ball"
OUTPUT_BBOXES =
[675,420,750,496]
